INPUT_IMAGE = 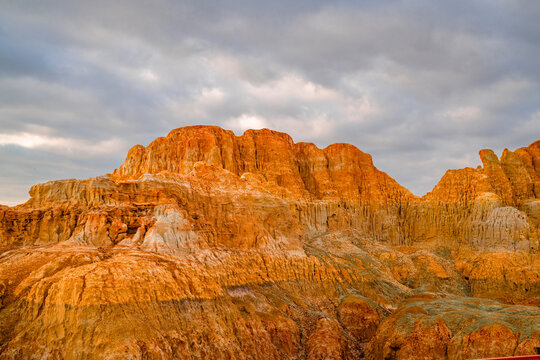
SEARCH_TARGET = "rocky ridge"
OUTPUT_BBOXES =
[0,125,539,359]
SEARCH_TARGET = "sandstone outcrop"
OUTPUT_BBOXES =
[0,126,539,359]
[112,126,414,203]
[366,294,540,360]
[425,140,540,205]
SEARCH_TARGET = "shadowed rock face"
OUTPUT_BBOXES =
[0,126,539,359]
[366,294,540,360]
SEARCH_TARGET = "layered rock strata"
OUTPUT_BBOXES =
[0,125,539,359]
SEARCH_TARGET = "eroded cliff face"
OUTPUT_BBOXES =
[111,126,414,204]
[366,294,540,360]
[0,126,539,359]
[417,140,540,250]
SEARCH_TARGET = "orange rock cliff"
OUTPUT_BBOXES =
[0,125,538,360]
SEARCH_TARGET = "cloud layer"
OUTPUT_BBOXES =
[1,0,540,205]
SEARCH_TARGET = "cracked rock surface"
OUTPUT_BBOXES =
[0,126,539,359]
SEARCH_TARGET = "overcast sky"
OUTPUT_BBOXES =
[1,1,539,205]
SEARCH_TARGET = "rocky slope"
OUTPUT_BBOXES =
[0,125,539,359]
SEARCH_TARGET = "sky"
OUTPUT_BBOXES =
[1,1,540,205]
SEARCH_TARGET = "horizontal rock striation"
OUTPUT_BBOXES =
[0,125,539,359]
[2,126,538,250]
[112,126,415,203]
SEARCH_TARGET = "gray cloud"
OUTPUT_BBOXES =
[1,0,540,204]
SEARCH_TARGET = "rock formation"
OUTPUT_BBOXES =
[0,125,538,359]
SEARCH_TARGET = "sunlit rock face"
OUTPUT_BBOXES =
[0,126,539,359]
